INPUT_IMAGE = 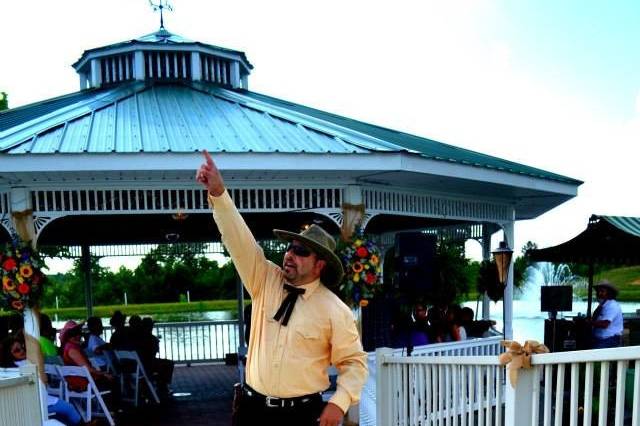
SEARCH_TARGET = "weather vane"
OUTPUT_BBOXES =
[149,0,173,30]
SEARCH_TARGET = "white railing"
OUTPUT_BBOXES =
[361,336,503,425]
[0,365,44,426]
[100,320,241,364]
[507,346,640,426]
[376,342,640,426]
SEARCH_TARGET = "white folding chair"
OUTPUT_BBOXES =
[58,365,115,426]
[44,355,64,365]
[114,350,160,406]
[44,364,65,399]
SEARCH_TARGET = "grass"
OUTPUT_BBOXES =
[0,299,244,320]
[4,266,638,319]
[576,266,640,302]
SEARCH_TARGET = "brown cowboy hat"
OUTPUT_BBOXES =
[273,224,344,288]
[594,280,619,298]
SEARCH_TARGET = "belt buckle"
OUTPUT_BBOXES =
[265,396,281,408]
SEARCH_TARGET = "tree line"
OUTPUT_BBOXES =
[41,247,238,309]
[39,241,535,309]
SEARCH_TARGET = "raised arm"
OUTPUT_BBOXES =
[196,151,276,298]
[196,150,226,196]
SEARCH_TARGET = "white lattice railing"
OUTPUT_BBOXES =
[375,342,640,426]
[30,186,343,214]
[363,187,511,222]
[361,336,503,426]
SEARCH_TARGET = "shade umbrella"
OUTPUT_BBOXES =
[527,215,640,317]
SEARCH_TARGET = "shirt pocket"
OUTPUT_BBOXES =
[293,322,326,359]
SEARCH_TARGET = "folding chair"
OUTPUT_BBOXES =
[44,355,64,365]
[114,350,160,406]
[44,363,65,399]
[58,365,115,426]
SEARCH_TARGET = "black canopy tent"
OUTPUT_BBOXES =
[527,215,640,317]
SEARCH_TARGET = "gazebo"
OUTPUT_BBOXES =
[0,26,582,339]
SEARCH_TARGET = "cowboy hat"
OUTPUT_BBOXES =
[594,280,619,298]
[59,320,84,345]
[273,224,344,288]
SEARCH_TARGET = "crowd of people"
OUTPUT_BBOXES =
[0,310,173,426]
[391,303,497,350]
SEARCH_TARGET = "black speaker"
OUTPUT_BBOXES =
[394,232,437,297]
[541,286,573,313]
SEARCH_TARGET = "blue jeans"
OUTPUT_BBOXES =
[49,399,82,426]
[592,334,622,349]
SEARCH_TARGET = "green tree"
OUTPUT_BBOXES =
[0,92,8,111]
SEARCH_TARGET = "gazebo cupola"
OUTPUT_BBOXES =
[72,27,254,90]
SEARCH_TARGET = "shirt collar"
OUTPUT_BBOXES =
[293,278,321,300]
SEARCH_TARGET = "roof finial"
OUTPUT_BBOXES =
[149,0,173,30]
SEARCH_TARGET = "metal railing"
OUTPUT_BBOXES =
[101,320,240,364]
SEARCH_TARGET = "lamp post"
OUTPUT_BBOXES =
[492,240,513,289]
[492,240,513,337]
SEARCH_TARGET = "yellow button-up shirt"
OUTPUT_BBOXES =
[210,191,368,413]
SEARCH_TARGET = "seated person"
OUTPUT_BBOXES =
[445,305,467,341]
[39,313,60,357]
[60,321,114,390]
[109,310,132,350]
[427,306,447,343]
[7,334,85,426]
[409,303,430,346]
[140,317,174,396]
[460,307,496,338]
[86,316,110,371]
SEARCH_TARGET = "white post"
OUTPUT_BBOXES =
[124,292,128,306]
[504,367,535,426]
[503,219,515,340]
[55,296,59,310]
[187,290,191,303]
[481,224,492,320]
[23,308,48,424]
[376,347,394,426]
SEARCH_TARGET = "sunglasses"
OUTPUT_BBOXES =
[285,243,313,257]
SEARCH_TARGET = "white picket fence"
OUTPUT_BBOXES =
[375,342,640,426]
[361,336,503,425]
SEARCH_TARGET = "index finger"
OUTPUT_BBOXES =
[202,150,214,166]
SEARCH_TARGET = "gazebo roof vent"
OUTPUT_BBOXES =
[71,27,253,91]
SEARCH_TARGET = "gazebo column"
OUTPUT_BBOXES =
[81,244,94,317]
[502,219,515,340]
[481,224,492,321]
[11,187,48,421]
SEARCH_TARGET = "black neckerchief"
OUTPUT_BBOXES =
[273,284,306,326]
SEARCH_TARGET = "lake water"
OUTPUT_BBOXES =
[470,299,640,343]
[52,300,640,347]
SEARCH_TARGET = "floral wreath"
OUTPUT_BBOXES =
[338,228,383,307]
[1,240,46,312]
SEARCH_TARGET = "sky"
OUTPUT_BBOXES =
[1,0,639,271]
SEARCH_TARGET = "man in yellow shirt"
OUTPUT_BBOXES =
[197,151,367,426]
